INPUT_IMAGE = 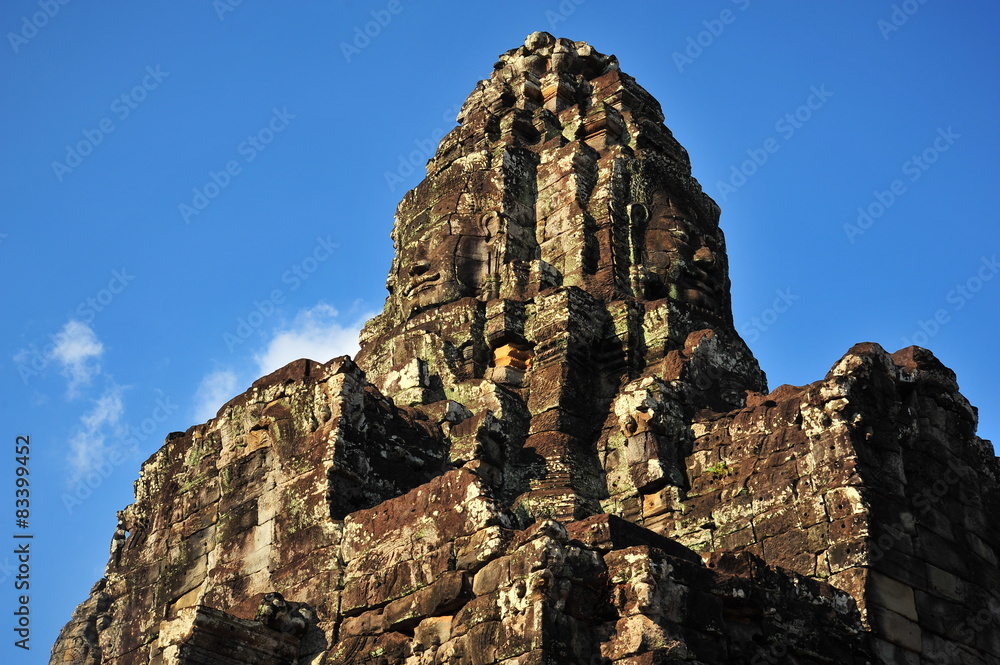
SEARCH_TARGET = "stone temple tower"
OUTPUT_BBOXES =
[51,33,999,665]
[356,30,765,524]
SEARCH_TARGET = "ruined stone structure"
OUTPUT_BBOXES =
[51,33,999,665]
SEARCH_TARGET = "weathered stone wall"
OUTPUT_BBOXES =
[332,472,873,665]
[50,357,450,664]
[157,606,301,665]
[630,343,1000,663]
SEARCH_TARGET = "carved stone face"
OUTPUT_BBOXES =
[640,189,725,313]
[390,213,494,318]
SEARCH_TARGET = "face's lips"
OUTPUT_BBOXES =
[691,276,715,293]
[405,272,442,297]
[402,256,440,298]
[679,259,724,312]
[685,256,722,295]
[682,288,719,310]
[403,273,455,318]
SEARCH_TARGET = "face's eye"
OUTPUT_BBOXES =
[669,228,688,243]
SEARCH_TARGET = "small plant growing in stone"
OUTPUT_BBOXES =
[707,461,733,479]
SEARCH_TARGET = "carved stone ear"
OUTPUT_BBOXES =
[481,211,502,238]
[628,203,648,226]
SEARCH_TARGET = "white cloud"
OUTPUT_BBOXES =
[189,304,371,425]
[25,319,127,485]
[50,320,104,397]
[67,382,125,484]
[81,385,125,430]
[254,303,370,376]
[193,369,240,423]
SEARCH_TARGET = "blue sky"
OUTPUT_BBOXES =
[2,1,997,658]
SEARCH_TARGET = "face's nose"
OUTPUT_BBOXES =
[693,246,716,269]
[409,260,431,278]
